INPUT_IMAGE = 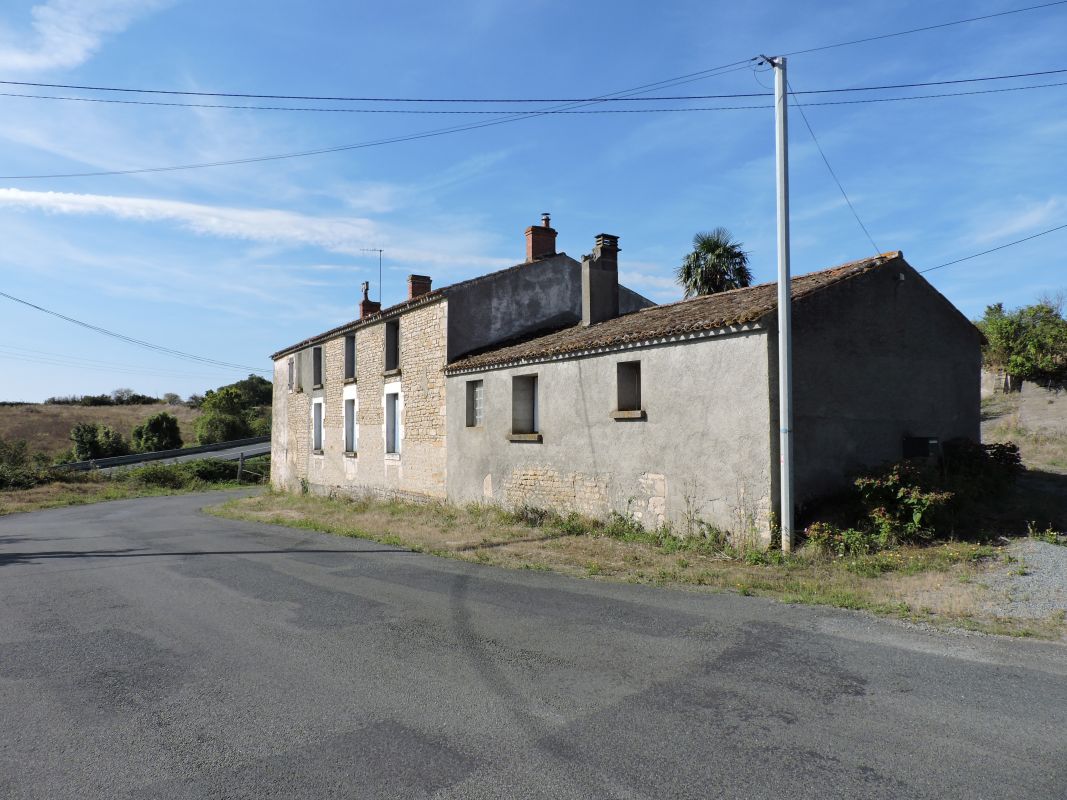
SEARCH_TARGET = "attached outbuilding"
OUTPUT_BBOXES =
[444,249,981,541]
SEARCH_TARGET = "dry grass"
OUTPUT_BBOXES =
[0,403,202,457]
[207,491,1066,640]
[982,394,1067,472]
[0,477,203,516]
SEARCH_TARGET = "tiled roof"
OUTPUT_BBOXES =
[269,253,578,360]
[445,252,903,373]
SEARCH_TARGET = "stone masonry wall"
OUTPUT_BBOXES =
[273,298,448,498]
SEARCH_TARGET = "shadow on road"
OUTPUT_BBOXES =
[0,547,413,567]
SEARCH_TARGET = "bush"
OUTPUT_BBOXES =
[0,464,41,490]
[854,461,954,544]
[195,412,253,445]
[131,412,183,453]
[802,438,1026,548]
[70,423,131,461]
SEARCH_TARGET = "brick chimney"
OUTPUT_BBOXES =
[525,212,557,262]
[582,233,620,327]
[408,274,432,299]
[359,280,381,319]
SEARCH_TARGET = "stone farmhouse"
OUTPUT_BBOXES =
[271,217,981,541]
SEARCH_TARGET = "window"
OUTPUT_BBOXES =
[344,397,358,453]
[384,320,400,372]
[465,380,484,427]
[312,346,323,388]
[287,357,294,391]
[511,375,538,435]
[344,335,356,381]
[617,361,641,411]
[385,392,400,454]
[312,400,323,453]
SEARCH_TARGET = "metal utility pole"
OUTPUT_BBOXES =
[765,54,794,552]
[361,248,384,302]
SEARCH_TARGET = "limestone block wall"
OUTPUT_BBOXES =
[272,298,448,498]
[271,356,311,491]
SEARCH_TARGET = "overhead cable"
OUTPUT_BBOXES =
[0,290,268,374]
[786,78,881,255]
[920,222,1067,273]
[2,66,1064,107]
[783,0,1067,57]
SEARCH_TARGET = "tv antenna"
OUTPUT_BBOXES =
[360,248,383,302]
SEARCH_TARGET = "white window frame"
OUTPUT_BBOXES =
[342,384,359,454]
[383,380,403,457]
[311,398,324,454]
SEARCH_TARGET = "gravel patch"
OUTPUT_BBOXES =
[981,539,1067,620]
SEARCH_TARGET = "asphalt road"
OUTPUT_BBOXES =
[1,492,1065,799]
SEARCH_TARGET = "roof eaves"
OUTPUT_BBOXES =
[444,321,766,375]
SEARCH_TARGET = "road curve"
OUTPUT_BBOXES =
[0,492,1064,799]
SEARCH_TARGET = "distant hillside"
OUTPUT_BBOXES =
[0,404,203,458]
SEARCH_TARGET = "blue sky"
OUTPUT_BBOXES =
[0,0,1065,401]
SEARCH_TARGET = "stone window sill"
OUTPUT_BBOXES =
[312,449,324,456]
[312,383,323,390]
[611,409,647,421]
[384,452,401,461]
[507,433,543,443]
[343,451,357,458]
[343,377,357,385]
[383,368,402,378]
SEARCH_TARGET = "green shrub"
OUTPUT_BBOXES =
[854,461,953,544]
[195,412,252,445]
[0,464,41,490]
[132,412,183,453]
[69,422,131,460]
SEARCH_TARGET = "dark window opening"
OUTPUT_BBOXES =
[511,375,538,434]
[385,320,400,372]
[344,335,356,381]
[617,361,641,412]
[312,346,323,388]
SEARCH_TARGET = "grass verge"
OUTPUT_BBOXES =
[206,490,1066,641]
[0,456,268,516]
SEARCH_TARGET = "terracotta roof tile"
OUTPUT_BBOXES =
[445,252,903,373]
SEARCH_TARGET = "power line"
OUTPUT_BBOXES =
[786,77,881,255]
[4,77,1067,180]
[4,78,1067,117]
[0,61,757,180]
[3,66,1065,109]
[784,0,1067,57]
[920,222,1067,273]
[0,290,268,374]
[0,343,245,378]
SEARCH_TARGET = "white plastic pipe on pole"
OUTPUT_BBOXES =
[772,56,795,552]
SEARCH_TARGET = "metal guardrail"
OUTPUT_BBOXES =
[59,436,271,472]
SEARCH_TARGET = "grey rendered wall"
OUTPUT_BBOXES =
[446,330,774,539]
[446,254,655,361]
[782,261,982,502]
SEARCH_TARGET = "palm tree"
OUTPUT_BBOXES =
[676,227,753,297]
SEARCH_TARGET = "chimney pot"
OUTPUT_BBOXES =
[408,274,432,299]
[525,214,557,262]
[359,280,381,319]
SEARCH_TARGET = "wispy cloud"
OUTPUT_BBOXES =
[0,0,168,72]
[0,187,512,269]
[972,196,1067,245]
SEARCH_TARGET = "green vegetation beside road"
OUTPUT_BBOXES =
[0,449,269,516]
[209,488,1063,640]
